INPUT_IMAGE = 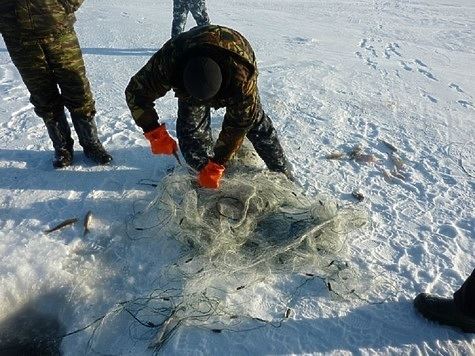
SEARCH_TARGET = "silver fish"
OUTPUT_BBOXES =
[325,151,345,160]
[381,139,398,152]
[390,154,405,171]
[149,312,181,351]
[354,154,378,164]
[44,218,78,234]
[83,210,92,236]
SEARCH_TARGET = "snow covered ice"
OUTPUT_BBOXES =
[0,0,474,354]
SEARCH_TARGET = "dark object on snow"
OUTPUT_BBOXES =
[44,218,78,234]
[414,268,475,333]
[351,191,364,202]
[0,292,66,356]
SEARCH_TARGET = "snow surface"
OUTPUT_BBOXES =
[1,0,474,354]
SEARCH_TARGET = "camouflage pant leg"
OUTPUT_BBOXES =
[188,0,210,27]
[176,99,213,171]
[246,110,292,175]
[41,29,95,119]
[171,0,189,38]
[3,34,64,123]
[2,29,95,123]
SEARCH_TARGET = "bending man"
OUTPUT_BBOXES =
[125,25,293,188]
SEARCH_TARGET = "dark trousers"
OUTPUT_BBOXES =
[171,0,210,38]
[176,100,213,170]
[176,99,290,175]
[454,269,475,317]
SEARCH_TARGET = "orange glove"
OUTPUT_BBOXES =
[198,161,225,189]
[144,124,178,155]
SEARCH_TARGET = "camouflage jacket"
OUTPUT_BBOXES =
[0,0,83,37]
[125,25,262,166]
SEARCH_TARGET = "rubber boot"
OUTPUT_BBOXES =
[45,113,74,168]
[71,115,112,165]
[414,293,475,333]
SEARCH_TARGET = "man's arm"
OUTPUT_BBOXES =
[213,82,261,165]
[125,50,172,132]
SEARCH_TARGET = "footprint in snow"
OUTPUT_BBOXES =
[414,59,437,80]
[417,68,438,81]
[449,83,464,93]
[457,100,474,109]
[420,91,438,103]
[414,59,428,67]
[399,61,412,71]
[384,42,401,59]
[448,83,473,108]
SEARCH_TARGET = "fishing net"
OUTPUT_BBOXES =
[85,143,377,353]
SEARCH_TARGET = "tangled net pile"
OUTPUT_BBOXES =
[87,147,375,352]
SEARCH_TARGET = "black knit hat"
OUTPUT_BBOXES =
[183,56,222,100]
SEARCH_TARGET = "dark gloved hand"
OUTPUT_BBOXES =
[198,160,225,189]
[144,124,178,155]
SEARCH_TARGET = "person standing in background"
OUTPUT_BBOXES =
[0,0,112,168]
[171,0,211,38]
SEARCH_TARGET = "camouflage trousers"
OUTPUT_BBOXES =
[171,0,210,38]
[2,28,95,124]
[176,99,291,176]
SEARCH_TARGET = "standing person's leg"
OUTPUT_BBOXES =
[454,269,475,317]
[171,0,189,38]
[44,28,112,164]
[176,99,213,171]
[189,0,210,26]
[246,108,293,180]
[2,34,74,168]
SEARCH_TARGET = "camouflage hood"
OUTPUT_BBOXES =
[168,25,258,78]
[0,0,83,37]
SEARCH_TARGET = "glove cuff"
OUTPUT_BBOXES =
[144,123,167,141]
[205,160,225,173]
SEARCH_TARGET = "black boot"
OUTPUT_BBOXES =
[414,293,475,333]
[71,115,112,165]
[45,114,74,169]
